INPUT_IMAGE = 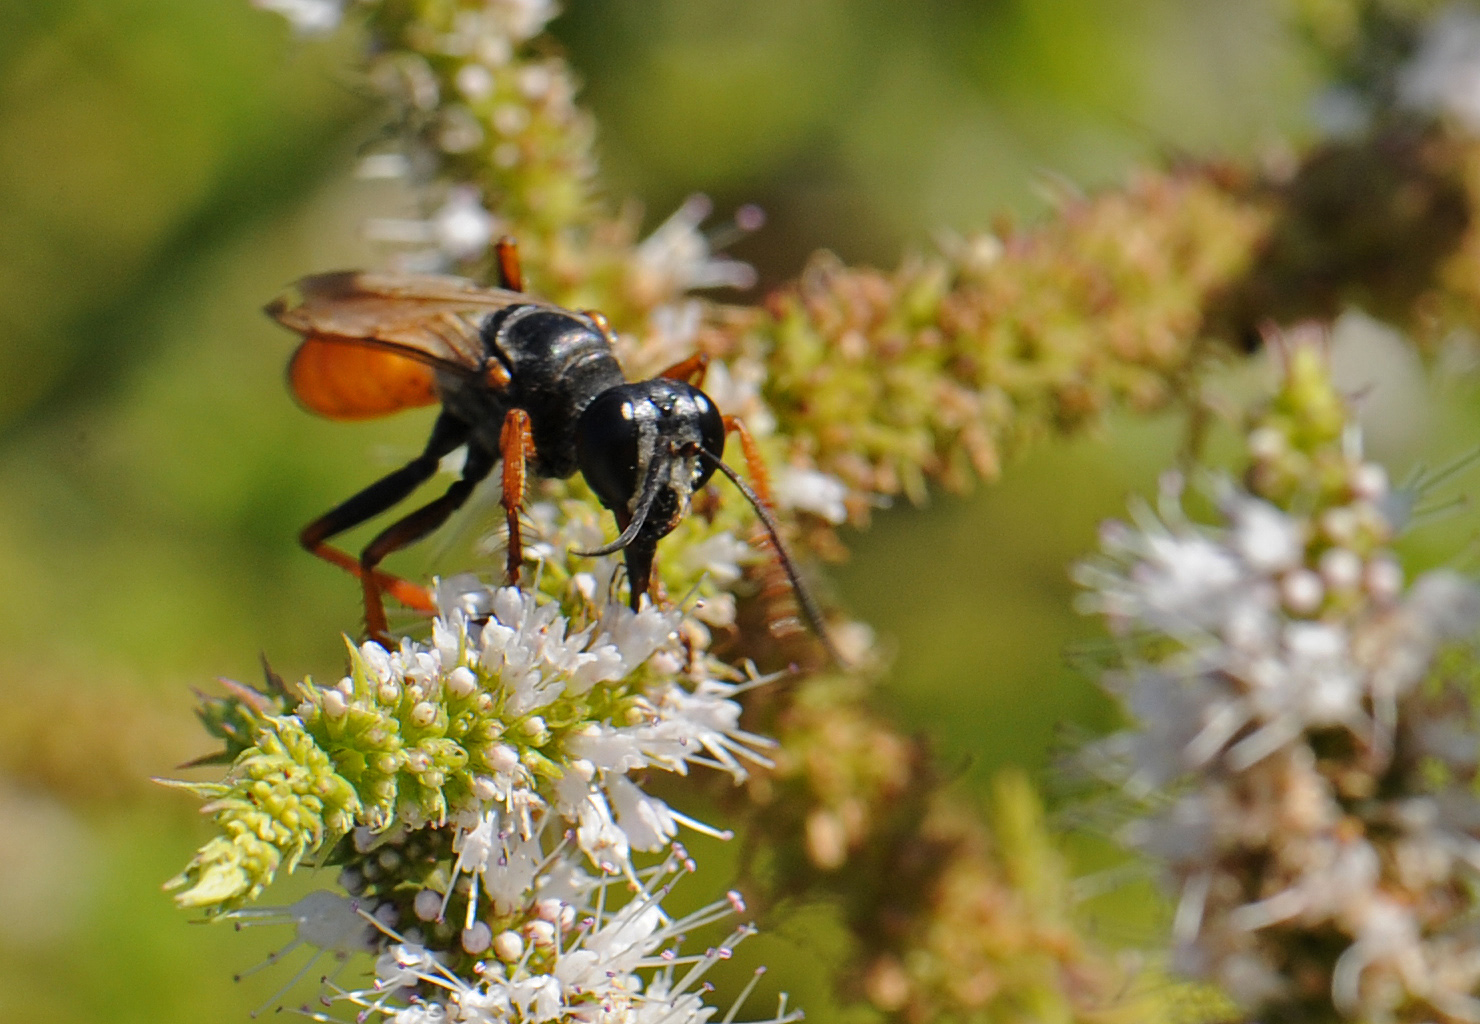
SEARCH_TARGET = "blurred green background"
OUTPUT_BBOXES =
[5,1,1477,1021]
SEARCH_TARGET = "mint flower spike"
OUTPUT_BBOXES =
[162,714,361,910]
[168,575,779,910]
[1079,341,1480,1023]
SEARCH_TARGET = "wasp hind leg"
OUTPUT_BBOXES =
[356,443,497,644]
[298,412,470,641]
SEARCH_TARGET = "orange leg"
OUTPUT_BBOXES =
[700,417,843,664]
[721,415,789,623]
[301,540,439,615]
[500,408,536,584]
[495,236,524,292]
[722,415,774,507]
[354,446,497,643]
[360,560,391,643]
[660,352,710,387]
[298,415,473,639]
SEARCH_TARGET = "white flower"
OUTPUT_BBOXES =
[366,188,499,269]
[1076,468,1472,771]
[1400,5,1480,134]
[1096,668,1225,789]
[431,186,497,260]
[253,0,343,34]
[508,974,563,1022]
[476,586,593,714]
[643,300,705,369]
[1077,480,1273,642]
[1225,620,1363,761]
[1282,622,1360,724]
[773,466,850,524]
[1227,494,1304,573]
[489,0,561,44]
[634,195,758,297]
[631,677,776,778]
[452,810,550,915]
[670,530,755,587]
[377,942,444,992]
[556,775,631,875]
[606,773,680,851]
[1331,897,1426,1016]
[392,1004,448,1024]
[565,723,652,775]
[589,602,684,679]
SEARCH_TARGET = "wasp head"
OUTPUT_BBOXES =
[574,379,725,607]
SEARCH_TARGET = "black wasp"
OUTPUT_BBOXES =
[267,238,834,656]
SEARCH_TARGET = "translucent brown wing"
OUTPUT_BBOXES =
[266,271,557,419]
[266,270,552,368]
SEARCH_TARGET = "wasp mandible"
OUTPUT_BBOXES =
[267,239,833,655]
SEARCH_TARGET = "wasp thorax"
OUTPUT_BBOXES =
[575,379,725,525]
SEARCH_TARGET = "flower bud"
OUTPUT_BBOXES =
[462,922,493,955]
[447,666,478,697]
[492,929,523,962]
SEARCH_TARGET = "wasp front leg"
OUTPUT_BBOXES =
[494,236,524,292]
[722,415,774,507]
[660,352,709,387]
[499,408,536,585]
[712,415,842,664]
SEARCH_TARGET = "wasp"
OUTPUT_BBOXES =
[267,239,834,656]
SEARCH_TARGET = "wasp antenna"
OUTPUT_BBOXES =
[696,449,845,666]
[573,458,667,557]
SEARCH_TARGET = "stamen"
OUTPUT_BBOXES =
[249,949,326,1018]
[722,967,768,1024]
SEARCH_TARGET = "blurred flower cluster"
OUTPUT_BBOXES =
[161,2,1480,1023]
[1081,339,1480,1023]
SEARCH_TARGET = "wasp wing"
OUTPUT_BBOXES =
[266,271,551,420]
[266,271,548,366]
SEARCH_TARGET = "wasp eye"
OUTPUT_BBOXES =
[691,389,726,488]
[576,387,642,510]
